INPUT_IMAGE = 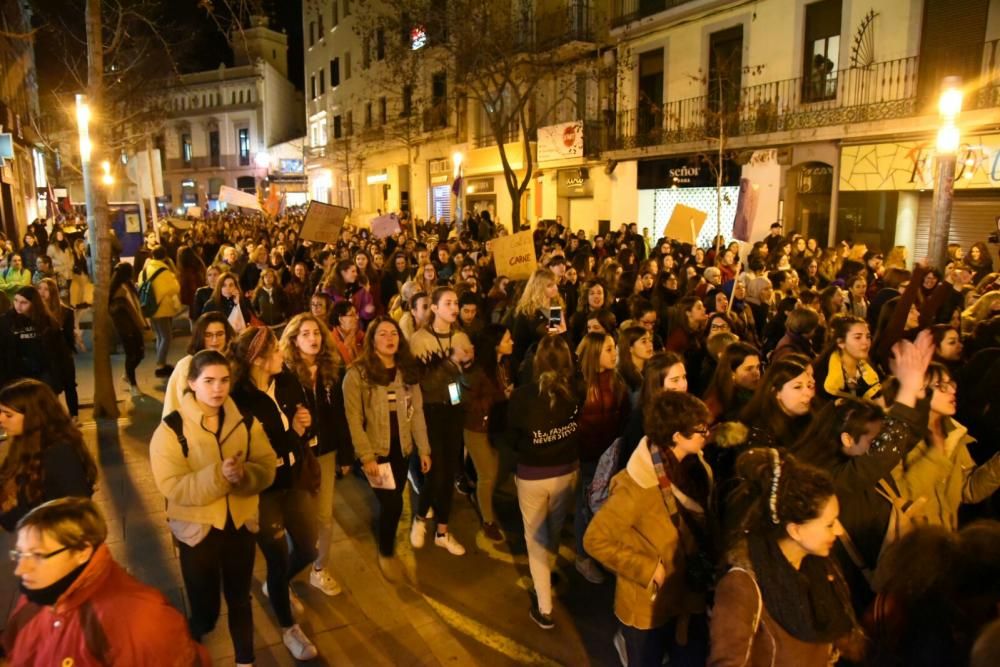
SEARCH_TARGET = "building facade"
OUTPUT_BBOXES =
[159,15,304,214]
[0,0,43,243]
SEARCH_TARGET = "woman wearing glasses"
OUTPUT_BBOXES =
[893,362,1000,532]
[585,390,716,667]
[163,312,236,417]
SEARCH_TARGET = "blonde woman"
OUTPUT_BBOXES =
[275,313,352,597]
[511,267,566,371]
[960,290,1000,337]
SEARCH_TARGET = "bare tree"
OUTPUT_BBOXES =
[356,0,601,230]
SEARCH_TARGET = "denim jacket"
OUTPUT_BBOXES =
[342,366,431,463]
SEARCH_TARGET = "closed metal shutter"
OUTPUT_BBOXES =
[915,191,1000,260]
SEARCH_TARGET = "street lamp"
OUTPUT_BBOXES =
[75,93,98,278]
[452,151,464,230]
[928,76,963,270]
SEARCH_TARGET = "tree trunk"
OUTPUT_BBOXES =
[85,0,119,419]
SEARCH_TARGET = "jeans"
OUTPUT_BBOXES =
[515,470,577,615]
[371,435,407,556]
[177,524,256,665]
[149,316,172,366]
[464,429,499,524]
[313,450,337,570]
[621,615,709,667]
[574,461,598,559]
[417,403,464,525]
[257,489,319,627]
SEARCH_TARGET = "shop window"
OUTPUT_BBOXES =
[803,0,841,102]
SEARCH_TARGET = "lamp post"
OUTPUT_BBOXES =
[75,94,98,278]
[452,151,463,232]
[928,77,963,271]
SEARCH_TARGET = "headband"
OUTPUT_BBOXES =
[247,326,271,362]
[768,448,782,525]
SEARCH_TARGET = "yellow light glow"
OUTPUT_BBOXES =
[101,160,113,185]
[466,185,474,194]
[937,124,960,154]
[76,103,90,128]
[938,87,963,119]
[452,152,463,178]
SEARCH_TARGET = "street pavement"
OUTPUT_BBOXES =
[0,326,622,666]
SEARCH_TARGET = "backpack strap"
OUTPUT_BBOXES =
[163,410,188,458]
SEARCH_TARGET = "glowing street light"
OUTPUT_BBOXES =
[76,96,91,164]
[253,151,271,169]
[100,160,113,186]
[928,76,963,270]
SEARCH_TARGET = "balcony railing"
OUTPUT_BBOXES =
[534,2,595,51]
[974,38,1000,110]
[473,123,519,148]
[612,55,921,150]
[611,0,696,29]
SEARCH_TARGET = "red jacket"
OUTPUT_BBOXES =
[2,544,210,667]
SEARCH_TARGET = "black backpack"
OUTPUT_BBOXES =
[162,409,254,458]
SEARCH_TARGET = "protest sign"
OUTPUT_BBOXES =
[299,201,348,245]
[664,203,708,245]
[492,230,537,280]
[218,185,262,211]
[371,212,401,239]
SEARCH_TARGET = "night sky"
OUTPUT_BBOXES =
[32,0,304,95]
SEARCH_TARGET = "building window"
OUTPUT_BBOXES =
[311,75,317,99]
[365,102,373,127]
[331,58,340,86]
[343,0,350,17]
[363,34,371,69]
[379,97,387,125]
[319,68,326,95]
[376,28,385,60]
[803,0,841,102]
[332,1,338,26]
[309,21,315,47]
[209,130,220,167]
[181,133,192,166]
[344,51,351,80]
[238,128,250,166]
[402,85,413,116]
[318,12,324,35]
[333,115,342,139]
[346,111,354,136]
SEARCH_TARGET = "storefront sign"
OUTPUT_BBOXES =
[537,121,584,163]
[492,230,537,280]
[557,168,593,198]
[840,135,1000,191]
[638,156,741,190]
[466,177,494,194]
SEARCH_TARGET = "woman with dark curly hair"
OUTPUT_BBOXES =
[0,379,97,531]
[710,449,861,666]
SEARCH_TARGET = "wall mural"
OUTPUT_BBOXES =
[839,136,1000,191]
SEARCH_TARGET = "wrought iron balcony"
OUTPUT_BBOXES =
[610,0,696,29]
[533,2,595,51]
[473,123,519,148]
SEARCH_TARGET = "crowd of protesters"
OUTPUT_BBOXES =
[0,205,1000,666]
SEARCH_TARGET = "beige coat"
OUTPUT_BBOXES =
[894,417,1000,531]
[584,439,709,629]
[150,393,276,544]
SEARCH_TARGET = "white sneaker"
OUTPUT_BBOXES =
[309,567,342,596]
[410,517,427,548]
[434,532,466,556]
[282,624,318,660]
[262,581,304,616]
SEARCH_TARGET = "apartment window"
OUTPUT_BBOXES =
[331,58,340,86]
[333,115,343,139]
[318,12,324,35]
[238,128,250,166]
[344,51,352,80]
[309,21,316,47]
[346,111,354,136]
[803,0,841,102]
[332,1,338,26]
[365,102,373,127]
[209,130,220,167]
[376,28,385,60]
[363,34,371,68]
[637,48,664,136]
[343,0,350,17]
[379,97,387,124]
[576,72,588,119]
[432,71,447,104]
[319,68,326,95]
[181,133,192,166]
[311,74,317,99]
[401,85,413,116]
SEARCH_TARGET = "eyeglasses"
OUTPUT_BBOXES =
[932,380,958,394]
[709,323,730,331]
[9,546,71,564]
